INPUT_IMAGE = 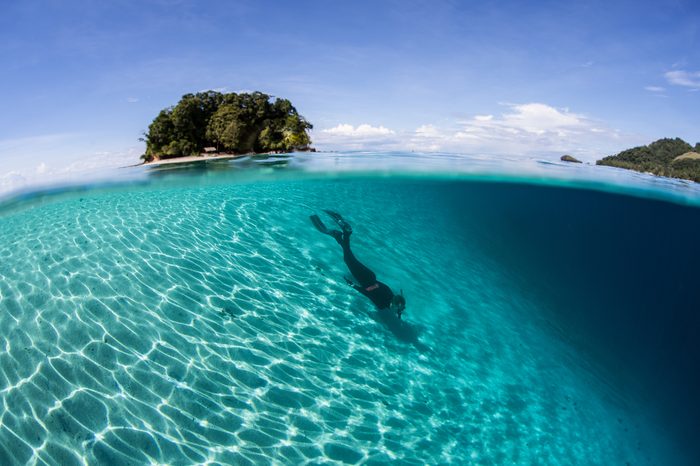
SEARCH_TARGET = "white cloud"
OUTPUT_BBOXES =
[314,103,631,162]
[55,148,142,174]
[322,124,394,137]
[644,86,666,92]
[127,97,139,103]
[313,124,397,150]
[199,87,230,93]
[496,103,584,135]
[414,124,440,137]
[435,103,625,159]
[0,146,142,198]
[409,124,446,152]
[665,70,700,89]
[311,102,639,162]
[0,171,28,193]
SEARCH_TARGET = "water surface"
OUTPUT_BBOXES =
[0,152,698,465]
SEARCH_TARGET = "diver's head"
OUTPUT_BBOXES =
[391,290,406,319]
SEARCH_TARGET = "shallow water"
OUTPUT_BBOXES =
[0,153,698,465]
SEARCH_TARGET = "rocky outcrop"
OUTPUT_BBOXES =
[561,155,582,163]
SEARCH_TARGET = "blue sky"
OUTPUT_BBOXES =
[1,0,699,191]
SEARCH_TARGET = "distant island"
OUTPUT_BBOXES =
[141,91,312,163]
[596,138,700,183]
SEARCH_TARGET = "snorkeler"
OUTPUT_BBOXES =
[310,210,406,319]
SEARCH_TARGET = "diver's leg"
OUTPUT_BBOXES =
[323,210,353,234]
[340,234,376,287]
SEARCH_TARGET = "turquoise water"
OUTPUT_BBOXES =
[1,153,699,465]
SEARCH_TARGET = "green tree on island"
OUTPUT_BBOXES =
[142,91,312,162]
[597,137,700,183]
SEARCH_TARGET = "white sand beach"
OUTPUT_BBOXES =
[143,153,248,166]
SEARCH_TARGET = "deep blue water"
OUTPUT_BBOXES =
[438,180,700,458]
[0,152,698,464]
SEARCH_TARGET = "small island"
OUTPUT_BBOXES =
[141,91,312,163]
[596,137,700,183]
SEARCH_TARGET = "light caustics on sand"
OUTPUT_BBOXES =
[0,152,698,465]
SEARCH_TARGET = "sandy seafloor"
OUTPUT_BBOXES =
[0,152,699,465]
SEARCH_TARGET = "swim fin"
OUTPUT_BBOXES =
[323,210,353,234]
[310,214,344,242]
[309,214,330,234]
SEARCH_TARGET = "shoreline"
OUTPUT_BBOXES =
[142,153,249,167]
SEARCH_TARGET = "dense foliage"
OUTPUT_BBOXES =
[142,91,312,162]
[596,138,700,183]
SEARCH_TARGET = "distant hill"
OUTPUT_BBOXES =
[141,91,312,162]
[596,138,700,183]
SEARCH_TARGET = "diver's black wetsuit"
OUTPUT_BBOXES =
[339,232,394,309]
